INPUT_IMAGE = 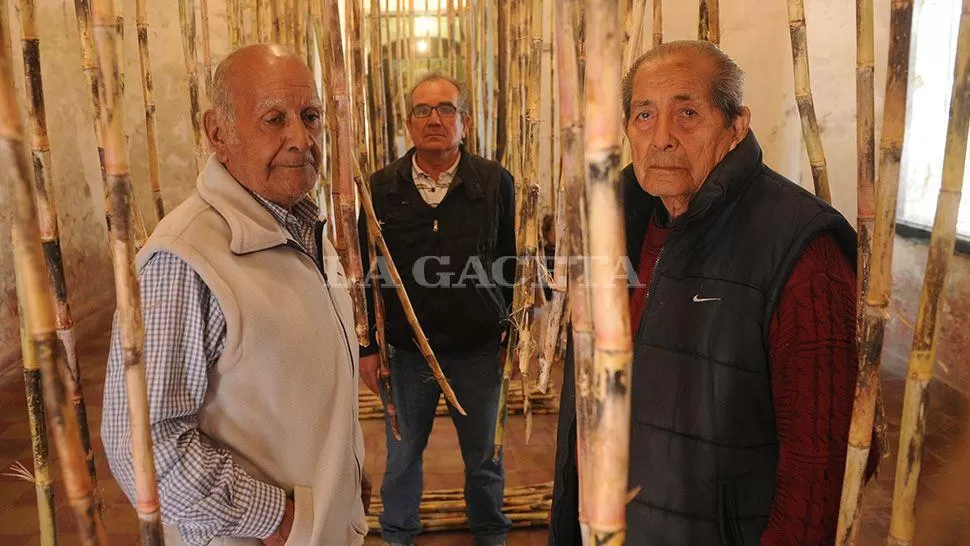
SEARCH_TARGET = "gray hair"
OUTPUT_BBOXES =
[407,73,469,116]
[622,40,745,126]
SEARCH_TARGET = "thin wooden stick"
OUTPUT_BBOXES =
[583,0,633,542]
[447,0,457,76]
[178,0,207,172]
[354,159,467,415]
[18,0,102,512]
[135,0,165,221]
[463,0,477,153]
[2,12,106,543]
[698,0,719,45]
[494,0,508,162]
[885,2,966,544]
[316,0,371,348]
[258,0,271,42]
[624,0,646,69]
[271,0,282,42]
[90,0,165,540]
[837,3,916,545]
[786,0,832,203]
[652,0,662,48]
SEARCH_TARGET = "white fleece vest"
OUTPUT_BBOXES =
[138,158,366,545]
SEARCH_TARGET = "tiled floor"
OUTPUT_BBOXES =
[0,305,968,545]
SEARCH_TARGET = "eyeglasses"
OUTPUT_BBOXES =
[410,103,459,119]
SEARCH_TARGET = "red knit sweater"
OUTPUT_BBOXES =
[629,223,861,545]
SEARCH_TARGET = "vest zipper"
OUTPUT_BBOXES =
[288,234,365,488]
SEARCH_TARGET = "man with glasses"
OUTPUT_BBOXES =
[357,74,516,546]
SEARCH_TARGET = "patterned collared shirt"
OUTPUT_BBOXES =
[412,152,460,207]
[101,193,320,546]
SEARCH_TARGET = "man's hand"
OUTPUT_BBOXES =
[359,354,381,395]
[361,470,373,515]
[262,498,294,546]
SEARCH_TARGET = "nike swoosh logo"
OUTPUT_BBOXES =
[692,294,722,303]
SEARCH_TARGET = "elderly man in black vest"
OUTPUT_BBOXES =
[549,41,876,545]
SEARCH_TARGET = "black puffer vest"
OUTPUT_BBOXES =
[549,132,857,546]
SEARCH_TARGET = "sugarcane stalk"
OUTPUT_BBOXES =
[786,0,832,203]
[89,0,165,541]
[364,171,402,439]
[494,0,508,162]
[294,0,308,69]
[2,14,107,543]
[13,249,57,544]
[698,0,719,45]
[18,0,102,512]
[316,0,371,348]
[257,0,271,42]
[583,0,633,542]
[178,0,207,173]
[354,159,467,415]
[270,0,281,42]
[200,0,213,97]
[885,2,966,545]
[347,0,370,182]
[652,0,662,48]
[135,0,165,221]
[554,0,594,529]
[856,0,876,319]
[448,0,457,75]
[463,0,477,153]
[227,0,242,49]
[538,171,570,392]
[369,0,388,169]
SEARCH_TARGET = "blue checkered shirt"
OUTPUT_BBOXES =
[101,193,321,545]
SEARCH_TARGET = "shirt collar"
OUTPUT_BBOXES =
[412,152,461,182]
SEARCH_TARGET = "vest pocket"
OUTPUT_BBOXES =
[283,485,314,546]
[717,481,745,546]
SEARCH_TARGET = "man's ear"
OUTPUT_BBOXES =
[729,106,752,149]
[203,109,230,162]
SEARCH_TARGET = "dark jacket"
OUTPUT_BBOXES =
[359,147,516,356]
[549,132,857,545]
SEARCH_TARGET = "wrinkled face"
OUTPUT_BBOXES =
[624,50,749,202]
[406,79,469,153]
[209,54,323,206]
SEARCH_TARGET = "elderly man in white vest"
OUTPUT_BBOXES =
[101,44,368,545]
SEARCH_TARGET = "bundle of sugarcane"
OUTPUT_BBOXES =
[358,381,561,420]
[836,2,916,544]
[2,7,107,542]
[583,0,634,542]
[178,0,207,172]
[786,0,832,203]
[315,0,371,348]
[135,0,165,220]
[365,482,553,533]
[90,0,165,540]
[698,0,719,45]
[16,0,101,516]
[886,1,968,545]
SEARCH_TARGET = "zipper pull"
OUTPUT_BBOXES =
[433,219,439,233]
